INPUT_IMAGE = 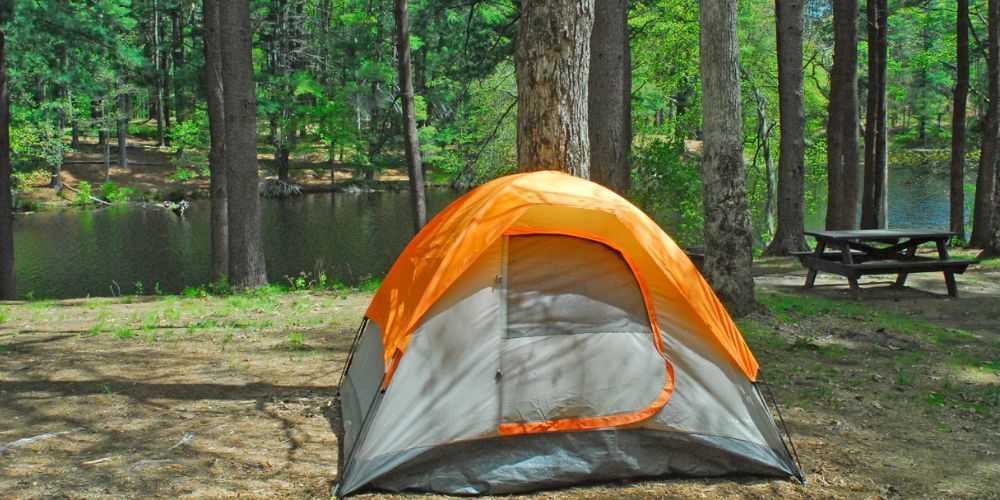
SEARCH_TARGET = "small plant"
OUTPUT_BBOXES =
[0,344,11,354]
[287,332,306,350]
[86,322,105,336]
[356,275,382,293]
[287,272,309,291]
[134,281,145,296]
[221,330,234,348]
[99,181,136,204]
[154,282,164,295]
[73,180,94,206]
[102,384,115,396]
[114,327,135,340]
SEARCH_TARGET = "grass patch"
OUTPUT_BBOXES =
[287,333,306,350]
[114,327,135,340]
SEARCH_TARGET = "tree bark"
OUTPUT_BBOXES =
[394,0,427,233]
[515,0,594,177]
[203,0,228,281]
[117,91,128,169]
[699,0,757,316]
[861,0,888,229]
[220,0,268,289]
[171,3,185,125]
[161,12,172,146]
[154,0,166,147]
[972,0,1000,247]
[0,30,15,300]
[764,0,809,255]
[951,0,970,240]
[101,99,110,182]
[826,0,860,230]
[588,0,630,193]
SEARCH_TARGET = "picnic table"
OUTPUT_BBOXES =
[795,229,979,300]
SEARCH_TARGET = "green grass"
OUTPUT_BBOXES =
[287,332,306,350]
[114,327,135,340]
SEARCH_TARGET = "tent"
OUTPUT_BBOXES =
[335,171,801,496]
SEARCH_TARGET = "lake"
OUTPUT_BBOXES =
[11,166,976,299]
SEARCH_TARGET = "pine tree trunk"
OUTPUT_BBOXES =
[951,0,970,240]
[588,0,630,193]
[0,31,15,300]
[117,91,128,169]
[515,0,594,177]
[764,0,809,255]
[700,0,757,316]
[154,0,166,147]
[161,14,172,146]
[394,0,427,233]
[69,90,79,149]
[825,0,860,230]
[861,0,888,229]
[220,0,267,290]
[171,4,185,125]
[972,0,1000,247]
[203,0,229,281]
[275,145,290,182]
[101,100,110,182]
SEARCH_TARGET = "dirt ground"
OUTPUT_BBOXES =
[1,257,998,498]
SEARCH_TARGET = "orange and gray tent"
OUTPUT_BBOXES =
[335,171,801,496]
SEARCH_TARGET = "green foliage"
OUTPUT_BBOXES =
[98,181,137,204]
[114,327,135,340]
[287,332,306,350]
[182,276,233,298]
[630,138,703,247]
[72,181,93,206]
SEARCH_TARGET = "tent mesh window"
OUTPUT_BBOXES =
[499,235,662,424]
[504,235,652,338]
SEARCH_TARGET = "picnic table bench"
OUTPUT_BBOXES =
[795,229,979,300]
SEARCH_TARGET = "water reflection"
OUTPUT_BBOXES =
[11,166,975,299]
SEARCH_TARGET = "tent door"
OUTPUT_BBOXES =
[497,234,669,434]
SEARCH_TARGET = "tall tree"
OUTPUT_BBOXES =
[861,0,888,229]
[985,174,1000,257]
[117,91,128,169]
[825,0,860,230]
[393,0,427,233]
[220,0,268,289]
[154,0,167,147]
[972,0,1000,247]
[203,0,228,280]
[764,0,808,255]
[170,0,185,125]
[700,0,757,316]
[0,28,14,300]
[951,0,970,240]
[588,0,630,193]
[515,0,594,176]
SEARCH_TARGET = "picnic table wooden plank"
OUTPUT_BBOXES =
[805,229,955,240]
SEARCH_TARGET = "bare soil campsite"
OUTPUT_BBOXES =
[1,257,997,498]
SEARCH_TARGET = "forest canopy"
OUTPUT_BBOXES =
[0,0,993,249]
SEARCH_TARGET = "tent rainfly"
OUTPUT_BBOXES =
[335,171,802,496]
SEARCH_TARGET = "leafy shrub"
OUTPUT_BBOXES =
[73,181,93,206]
[630,138,704,247]
[99,181,137,204]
